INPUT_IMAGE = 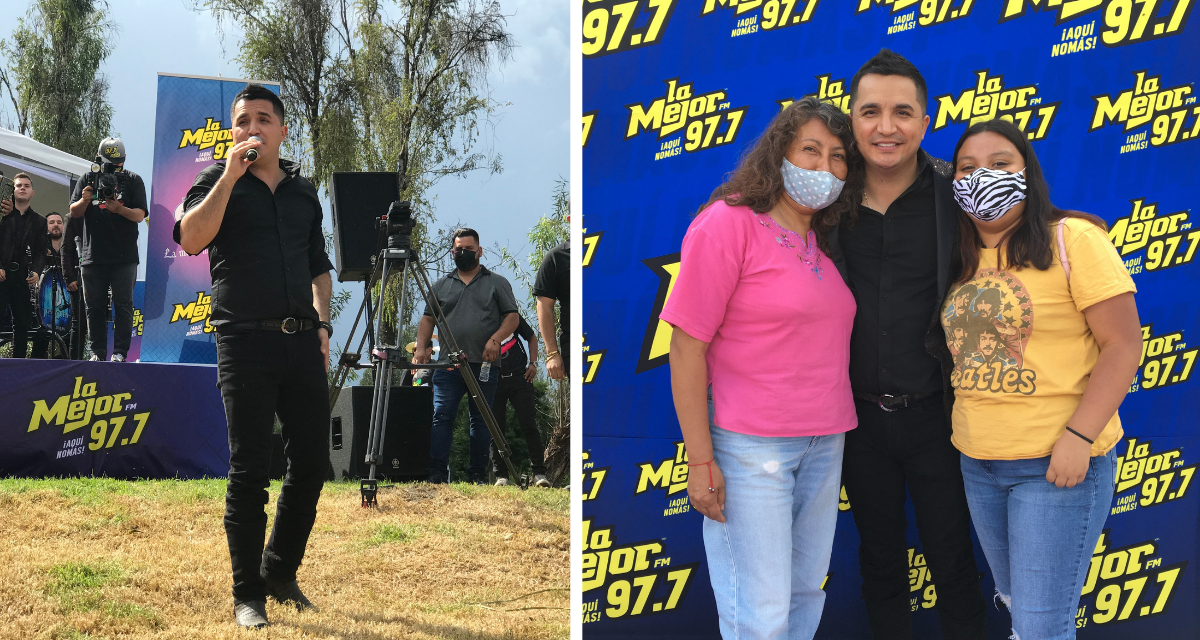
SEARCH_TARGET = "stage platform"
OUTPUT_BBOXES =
[0,359,228,479]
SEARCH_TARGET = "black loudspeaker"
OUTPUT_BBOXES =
[329,385,432,481]
[329,172,400,282]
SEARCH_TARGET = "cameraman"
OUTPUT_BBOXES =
[68,138,147,362]
[0,173,48,359]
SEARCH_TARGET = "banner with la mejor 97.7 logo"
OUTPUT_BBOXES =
[583,1,1200,638]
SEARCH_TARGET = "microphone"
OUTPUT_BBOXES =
[244,136,263,162]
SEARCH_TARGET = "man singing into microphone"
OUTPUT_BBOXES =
[175,84,334,629]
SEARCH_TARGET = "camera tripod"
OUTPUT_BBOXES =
[328,201,522,507]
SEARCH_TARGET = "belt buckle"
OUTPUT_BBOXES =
[878,394,901,412]
[280,317,299,334]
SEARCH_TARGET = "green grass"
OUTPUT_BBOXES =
[519,486,569,514]
[45,561,125,612]
[0,477,233,505]
[366,522,420,546]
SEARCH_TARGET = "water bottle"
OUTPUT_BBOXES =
[479,361,491,382]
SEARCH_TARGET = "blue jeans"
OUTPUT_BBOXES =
[960,451,1116,640]
[429,363,499,482]
[704,417,846,640]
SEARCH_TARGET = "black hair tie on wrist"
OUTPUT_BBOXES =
[1065,426,1094,445]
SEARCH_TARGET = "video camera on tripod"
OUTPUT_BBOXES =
[326,172,523,507]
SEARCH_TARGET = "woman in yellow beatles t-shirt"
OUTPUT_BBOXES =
[943,119,1142,640]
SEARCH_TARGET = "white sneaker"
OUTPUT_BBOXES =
[533,474,551,488]
[494,477,509,486]
[110,353,126,362]
[89,354,101,361]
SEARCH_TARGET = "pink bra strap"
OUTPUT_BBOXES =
[1056,218,1071,282]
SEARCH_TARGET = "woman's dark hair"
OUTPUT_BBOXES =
[701,96,862,253]
[951,118,1107,283]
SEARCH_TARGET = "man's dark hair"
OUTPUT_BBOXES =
[230,84,285,123]
[453,228,480,244]
[849,48,928,113]
[46,212,63,222]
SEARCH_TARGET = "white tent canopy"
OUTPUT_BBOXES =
[0,127,94,186]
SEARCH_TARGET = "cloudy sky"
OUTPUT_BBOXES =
[6,0,568,338]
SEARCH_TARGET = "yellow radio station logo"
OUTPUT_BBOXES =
[625,79,749,160]
[583,333,607,385]
[583,110,598,148]
[1090,70,1199,150]
[1132,324,1198,392]
[1077,530,1186,628]
[581,517,698,623]
[583,231,603,268]
[1108,198,1198,274]
[133,307,144,336]
[1110,438,1196,516]
[583,0,677,58]
[170,291,215,336]
[27,375,153,459]
[582,451,611,502]
[636,253,680,374]
[932,70,1060,140]
[999,0,1193,48]
[778,74,852,114]
[179,118,235,161]
[701,0,822,36]
[633,442,690,513]
[907,546,939,611]
[856,0,977,32]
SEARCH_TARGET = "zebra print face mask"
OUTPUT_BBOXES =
[952,167,1027,222]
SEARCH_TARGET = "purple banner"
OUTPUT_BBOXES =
[142,74,279,363]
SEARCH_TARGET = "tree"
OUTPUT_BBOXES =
[497,179,569,484]
[194,0,513,340]
[0,0,114,159]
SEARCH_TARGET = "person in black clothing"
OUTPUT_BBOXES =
[826,50,987,640]
[533,240,569,379]
[175,84,334,629]
[30,212,84,359]
[490,314,551,487]
[0,173,48,359]
[68,138,147,362]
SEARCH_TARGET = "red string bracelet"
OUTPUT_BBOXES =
[687,457,715,492]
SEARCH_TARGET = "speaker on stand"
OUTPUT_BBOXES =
[329,172,401,282]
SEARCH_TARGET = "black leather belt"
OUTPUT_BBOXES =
[221,317,314,334]
[854,390,941,412]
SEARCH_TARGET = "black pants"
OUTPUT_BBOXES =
[842,396,987,640]
[490,373,545,478]
[216,328,329,603]
[82,262,136,358]
[0,274,33,358]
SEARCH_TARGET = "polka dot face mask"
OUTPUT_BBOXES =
[781,157,845,211]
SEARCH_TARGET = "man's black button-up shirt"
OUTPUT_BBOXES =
[839,152,943,396]
[175,159,334,326]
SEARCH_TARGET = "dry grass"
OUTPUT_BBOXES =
[0,478,568,640]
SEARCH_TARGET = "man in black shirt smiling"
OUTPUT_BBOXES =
[175,84,334,629]
[830,50,987,639]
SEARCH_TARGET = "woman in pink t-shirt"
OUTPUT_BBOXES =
[661,97,859,639]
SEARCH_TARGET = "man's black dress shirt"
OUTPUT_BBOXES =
[0,206,48,276]
[70,170,147,265]
[175,159,334,326]
[839,153,943,396]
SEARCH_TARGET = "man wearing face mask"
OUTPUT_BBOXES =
[826,49,989,639]
[413,228,519,485]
